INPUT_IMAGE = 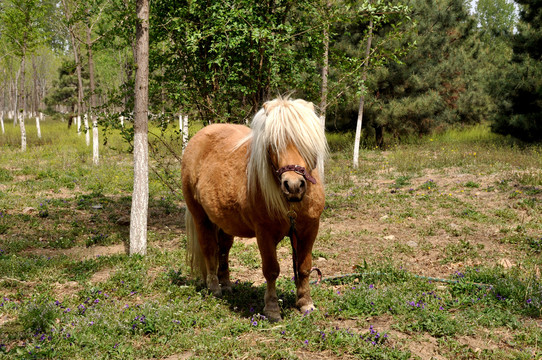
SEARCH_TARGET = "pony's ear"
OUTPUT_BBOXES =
[293,99,315,112]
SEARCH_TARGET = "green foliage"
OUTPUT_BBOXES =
[443,239,481,263]
[149,0,323,124]
[490,0,542,142]
[0,168,13,182]
[358,0,489,147]
[0,0,55,55]
[418,179,436,191]
[476,0,517,39]
[392,175,411,189]
[1,123,542,358]
[44,59,89,113]
[464,181,480,188]
[19,298,59,333]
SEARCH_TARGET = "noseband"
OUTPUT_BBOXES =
[275,165,317,184]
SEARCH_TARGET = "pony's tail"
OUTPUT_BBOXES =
[185,208,205,279]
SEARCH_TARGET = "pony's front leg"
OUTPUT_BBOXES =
[295,226,318,314]
[256,233,282,322]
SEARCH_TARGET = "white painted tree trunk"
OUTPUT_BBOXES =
[92,116,99,165]
[1,111,4,134]
[35,116,41,139]
[86,19,99,165]
[182,115,189,154]
[130,0,150,256]
[77,115,81,135]
[19,112,26,152]
[19,54,27,152]
[353,17,374,169]
[84,114,90,145]
[120,115,124,127]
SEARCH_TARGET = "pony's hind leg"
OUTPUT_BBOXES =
[217,229,234,292]
[193,217,222,296]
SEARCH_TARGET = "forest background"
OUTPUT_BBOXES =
[0,0,541,151]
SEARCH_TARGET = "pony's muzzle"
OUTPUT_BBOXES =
[281,176,306,202]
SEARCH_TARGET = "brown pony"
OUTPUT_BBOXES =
[181,98,327,321]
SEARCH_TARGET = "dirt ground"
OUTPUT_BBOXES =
[16,162,542,359]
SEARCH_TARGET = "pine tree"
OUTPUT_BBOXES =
[364,0,486,147]
[44,60,79,114]
[491,0,542,142]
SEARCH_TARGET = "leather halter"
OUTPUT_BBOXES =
[275,165,317,184]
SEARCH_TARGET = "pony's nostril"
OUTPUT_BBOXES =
[283,180,291,192]
[300,179,306,188]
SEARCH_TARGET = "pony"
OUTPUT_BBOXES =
[181,97,327,321]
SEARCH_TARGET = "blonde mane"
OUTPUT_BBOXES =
[239,98,328,218]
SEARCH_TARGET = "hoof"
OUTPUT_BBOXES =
[207,275,221,296]
[264,306,282,322]
[210,287,222,297]
[208,283,222,297]
[221,283,233,293]
[300,303,316,315]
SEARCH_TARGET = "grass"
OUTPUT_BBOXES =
[1,119,542,359]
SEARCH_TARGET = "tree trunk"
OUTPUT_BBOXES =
[319,1,330,175]
[86,23,99,165]
[13,68,20,126]
[353,16,374,168]
[61,0,85,134]
[375,124,384,149]
[182,114,189,154]
[84,114,90,145]
[36,116,41,139]
[19,50,27,152]
[130,0,150,256]
[32,56,38,117]
[319,1,330,131]
[1,79,5,134]
[72,32,84,137]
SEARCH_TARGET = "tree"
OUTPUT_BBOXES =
[319,0,332,129]
[1,0,57,149]
[67,0,115,163]
[150,0,324,124]
[490,0,542,142]
[359,0,485,147]
[1,0,41,150]
[352,7,373,168]
[60,0,87,137]
[85,9,100,164]
[320,0,413,152]
[476,0,517,40]
[44,59,79,113]
[129,0,150,255]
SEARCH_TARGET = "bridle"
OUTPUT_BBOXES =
[275,164,317,184]
[268,157,322,286]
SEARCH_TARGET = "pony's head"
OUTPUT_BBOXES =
[243,97,328,218]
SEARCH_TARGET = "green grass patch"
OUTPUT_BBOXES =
[1,121,542,358]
